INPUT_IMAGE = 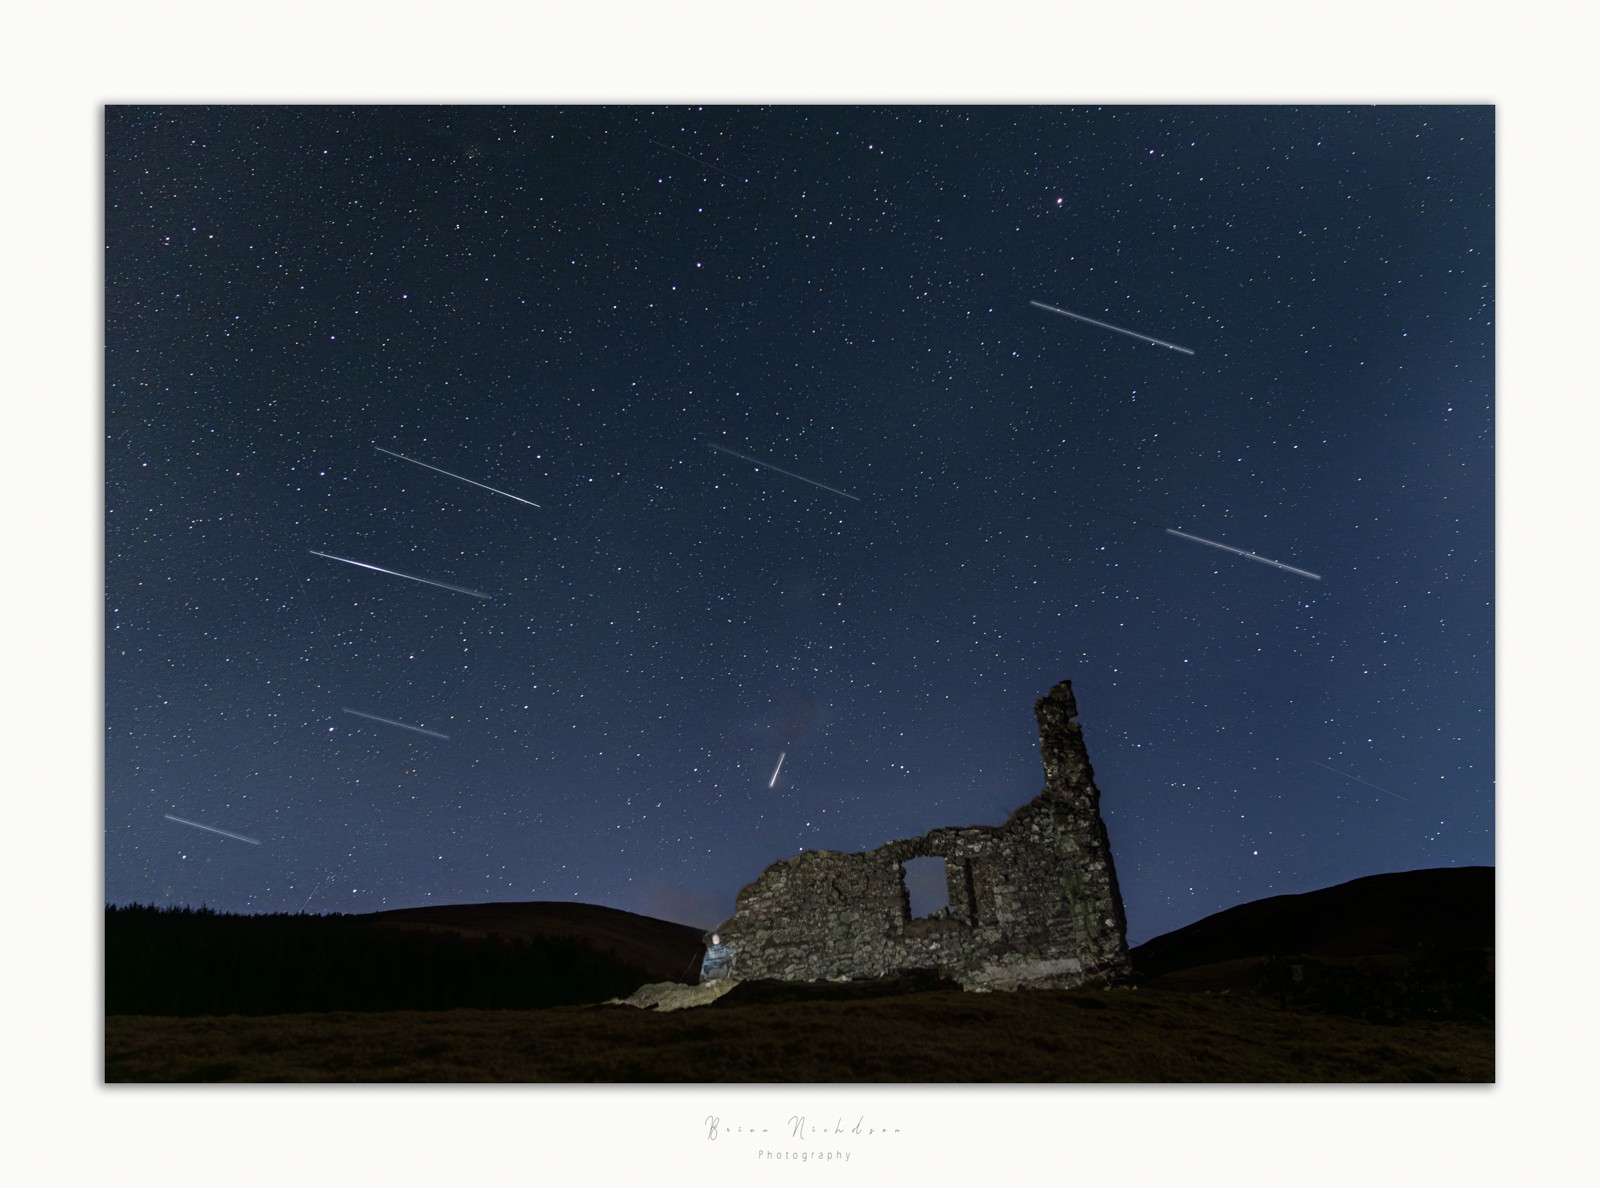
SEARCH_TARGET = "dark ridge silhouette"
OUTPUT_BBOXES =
[106,868,1492,1025]
[1130,867,1493,984]
[366,901,707,984]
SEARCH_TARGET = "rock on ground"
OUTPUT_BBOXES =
[609,979,740,1012]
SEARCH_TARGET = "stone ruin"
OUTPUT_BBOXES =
[711,680,1132,990]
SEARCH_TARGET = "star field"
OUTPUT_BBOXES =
[104,105,1493,944]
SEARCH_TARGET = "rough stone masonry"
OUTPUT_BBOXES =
[712,680,1132,990]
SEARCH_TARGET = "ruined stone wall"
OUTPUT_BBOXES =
[713,681,1132,990]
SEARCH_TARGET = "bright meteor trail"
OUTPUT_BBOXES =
[650,139,751,186]
[705,442,861,501]
[342,708,451,740]
[164,814,261,845]
[308,550,492,599]
[1165,529,1322,580]
[1030,299,1194,355]
[1311,760,1410,802]
[375,446,541,508]
[769,751,786,788]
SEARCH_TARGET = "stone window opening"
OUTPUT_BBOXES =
[901,856,951,921]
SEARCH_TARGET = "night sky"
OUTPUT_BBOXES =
[104,104,1493,945]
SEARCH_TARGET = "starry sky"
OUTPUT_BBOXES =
[104,105,1493,945]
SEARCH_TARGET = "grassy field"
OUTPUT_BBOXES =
[104,982,1492,1083]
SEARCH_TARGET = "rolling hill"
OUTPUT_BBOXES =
[1129,866,1493,986]
[367,901,707,985]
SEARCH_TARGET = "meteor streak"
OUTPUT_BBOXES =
[164,814,261,845]
[374,446,541,508]
[650,139,750,185]
[1311,760,1410,802]
[1164,529,1322,580]
[308,550,492,599]
[1030,299,1194,355]
[769,751,786,788]
[341,708,451,740]
[705,442,861,502]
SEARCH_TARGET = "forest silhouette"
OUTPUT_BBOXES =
[105,903,651,1015]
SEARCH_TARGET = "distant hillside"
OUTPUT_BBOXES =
[1130,867,1493,986]
[367,901,707,985]
[106,869,1492,1024]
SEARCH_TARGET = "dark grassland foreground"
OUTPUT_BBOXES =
[104,984,1492,1083]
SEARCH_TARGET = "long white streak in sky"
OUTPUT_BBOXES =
[1311,760,1411,802]
[165,814,262,845]
[1164,529,1322,580]
[308,550,492,599]
[706,442,861,502]
[649,139,748,184]
[375,446,541,508]
[342,707,451,740]
[769,751,786,788]
[1030,299,1195,355]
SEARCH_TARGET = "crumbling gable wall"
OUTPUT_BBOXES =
[713,681,1131,990]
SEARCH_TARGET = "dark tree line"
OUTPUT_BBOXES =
[106,904,651,1015]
